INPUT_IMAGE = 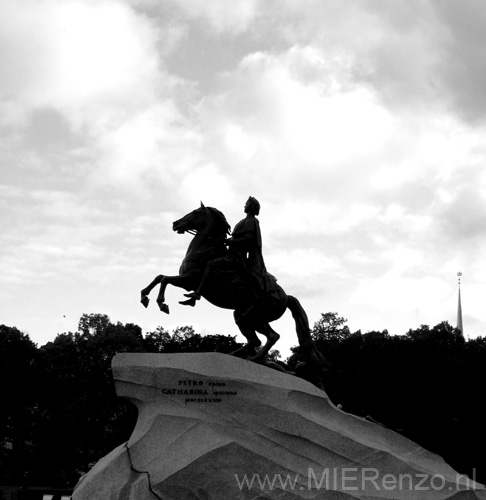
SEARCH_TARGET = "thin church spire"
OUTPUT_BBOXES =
[456,272,464,336]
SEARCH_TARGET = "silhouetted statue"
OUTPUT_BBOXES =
[181,196,273,307]
[140,200,329,380]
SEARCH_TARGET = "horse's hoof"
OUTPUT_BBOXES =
[141,296,149,308]
[229,348,247,358]
[179,298,196,307]
[246,353,265,364]
[158,302,170,314]
[230,345,259,359]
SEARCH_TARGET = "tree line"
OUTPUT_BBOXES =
[1,312,484,488]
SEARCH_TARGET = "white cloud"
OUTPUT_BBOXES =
[0,0,162,120]
[93,102,201,187]
[351,274,450,316]
[178,163,236,206]
[268,248,341,280]
[195,46,395,204]
[224,124,257,162]
[0,0,208,192]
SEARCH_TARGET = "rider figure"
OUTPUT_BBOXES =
[181,196,267,306]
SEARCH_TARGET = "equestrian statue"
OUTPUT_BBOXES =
[140,197,329,383]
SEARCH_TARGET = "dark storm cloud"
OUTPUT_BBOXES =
[357,0,486,125]
[432,1,486,124]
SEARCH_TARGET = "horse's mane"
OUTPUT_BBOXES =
[207,207,231,237]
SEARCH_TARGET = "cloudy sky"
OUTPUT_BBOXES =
[1,0,486,356]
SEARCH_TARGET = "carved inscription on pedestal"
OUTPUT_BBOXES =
[161,379,238,403]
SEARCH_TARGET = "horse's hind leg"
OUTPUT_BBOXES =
[230,312,262,358]
[249,322,280,363]
[140,275,163,308]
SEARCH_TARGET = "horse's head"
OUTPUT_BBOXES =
[172,203,230,240]
[173,203,208,234]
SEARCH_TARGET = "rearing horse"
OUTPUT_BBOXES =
[140,203,328,374]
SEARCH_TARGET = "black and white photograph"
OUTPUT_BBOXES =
[1,1,485,498]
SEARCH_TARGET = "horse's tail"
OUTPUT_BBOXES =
[287,295,331,373]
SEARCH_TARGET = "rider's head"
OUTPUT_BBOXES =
[245,196,260,216]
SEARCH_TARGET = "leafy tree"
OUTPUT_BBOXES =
[31,314,144,485]
[143,326,171,352]
[288,312,353,370]
[172,325,196,342]
[406,321,465,346]
[0,325,38,484]
[266,349,282,362]
[77,313,111,336]
[311,312,352,342]
[144,325,241,355]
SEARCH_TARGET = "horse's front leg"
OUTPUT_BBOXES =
[156,274,194,314]
[140,274,164,308]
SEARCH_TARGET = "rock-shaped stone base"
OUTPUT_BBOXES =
[72,353,485,500]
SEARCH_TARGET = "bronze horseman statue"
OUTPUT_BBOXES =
[181,196,272,308]
[140,197,329,385]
